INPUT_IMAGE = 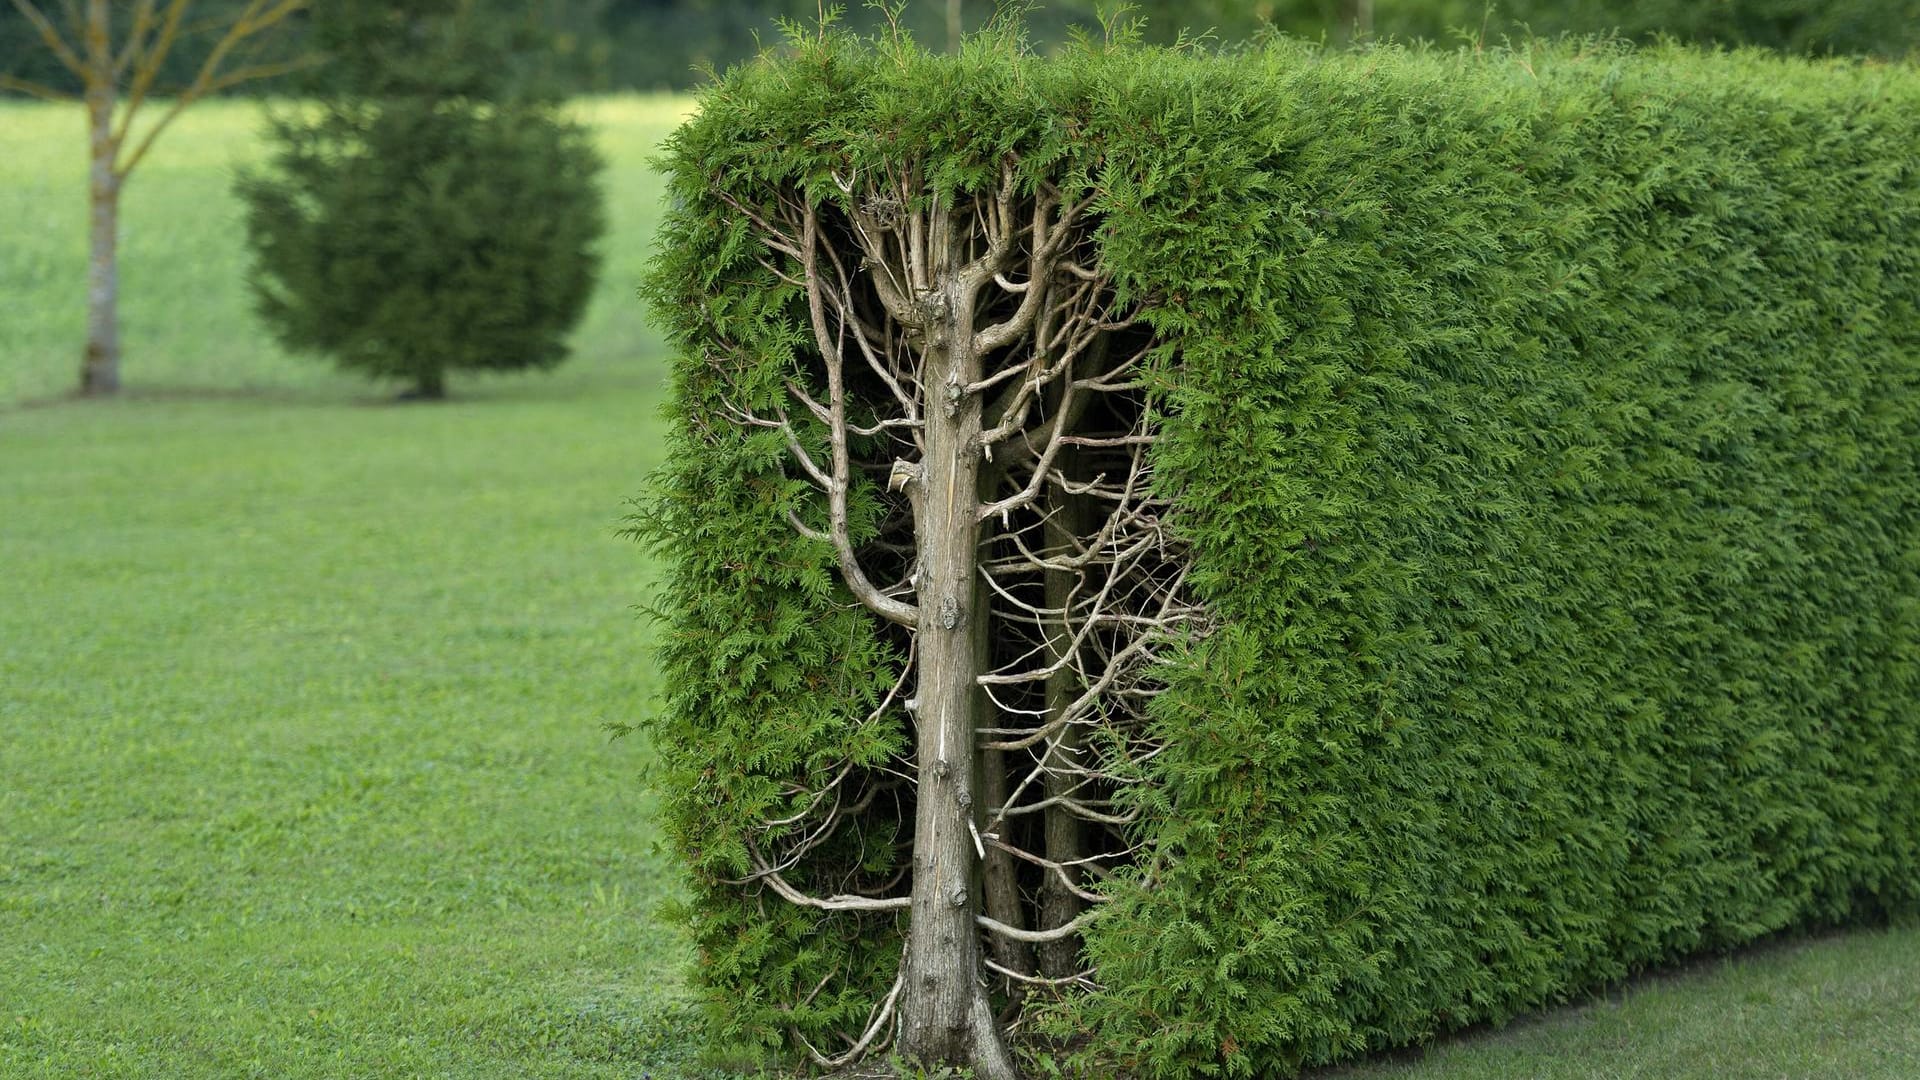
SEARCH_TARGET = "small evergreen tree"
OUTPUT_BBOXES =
[237,0,604,400]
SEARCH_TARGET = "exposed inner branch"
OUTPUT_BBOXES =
[702,159,1207,1072]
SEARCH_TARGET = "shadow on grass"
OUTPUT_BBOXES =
[1308,912,1920,1078]
[3,367,664,415]
[5,382,372,413]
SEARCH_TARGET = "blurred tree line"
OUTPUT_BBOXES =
[5,0,1914,97]
[529,0,1920,89]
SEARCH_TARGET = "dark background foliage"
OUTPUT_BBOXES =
[555,0,1920,87]
[643,29,1920,1077]
[5,0,1915,95]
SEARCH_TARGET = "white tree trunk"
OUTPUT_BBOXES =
[81,0,120,397]
[1346,0,1375,42]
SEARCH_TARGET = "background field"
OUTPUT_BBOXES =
[0,97,721,1078]
[1,97,1915,1078]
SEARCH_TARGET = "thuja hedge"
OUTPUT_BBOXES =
[639,30,1920,1077]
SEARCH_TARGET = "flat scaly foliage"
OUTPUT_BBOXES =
[639,28,1920,1077]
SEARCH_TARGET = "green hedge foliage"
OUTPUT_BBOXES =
[640,31,1920,1077]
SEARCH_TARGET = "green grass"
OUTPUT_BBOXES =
[1316,926,1920,1079]
[0,95,725,1078]
[1,95,1917,1079]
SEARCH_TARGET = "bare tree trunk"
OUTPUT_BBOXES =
[946,0,963,52]
[1342,0,1374,43]
[1038,492,1086,977]
[403,368,448,401]
[979,743,1034,981]
[896,273,1018,1080]
[13,0,309,397]
[717,172,1191,1075]
[979,571,1035,984]
[80,0,120,397]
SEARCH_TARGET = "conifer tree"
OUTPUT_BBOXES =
[236,0,604,400]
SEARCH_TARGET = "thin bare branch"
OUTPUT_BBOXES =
[972,195,1060,354]
[0,72,74,100]
[800,204,920,629]
[797,962,906,1069]
[747,840,912,913]
[8,0,85,77]
[987,835,1110,903]
[112,0,158,76]
[762,761,855,829]
[820,236,923,425]
[116,0,189,131]
[785,510,828,543]
[115,0,311,178]
[716,189,803,258]
[984,956,1097,988]
[778,418,834,490]
[200,54,319,93]
[978,908,1098,944]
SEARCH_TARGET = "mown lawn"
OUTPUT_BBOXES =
[1,96,723,1078]
[1315,925,1920,1080]
[2,96,1916,1079]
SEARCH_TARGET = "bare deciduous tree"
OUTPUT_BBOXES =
[1,0,309,396]
[708,161,1206,1077]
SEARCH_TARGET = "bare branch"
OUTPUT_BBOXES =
[200,55,319,94]
[8,0,85,77]
[820,235,923,427]
[999,794,1138,827]
[972,194,1060,354]
[982,567,1195,755]
[778,417,834,491]
[987,835,1110,903]
[0,72,74,100]
[716,189,803,259]
[978,908,1098,944]
[116,0,189,131]
[801,204,920,629]
[785,510,828,543]
[984,956,1097,988]
[747,840,912,913]
[111,0,158,77]
[977,414,1077,522]
[864,637,916,725]
[762,761,856,829]
[906,179,928,292]
[957,159,1021,294]
[782,378,832,425]
[796,962,906,1069]
[115,0,312,179]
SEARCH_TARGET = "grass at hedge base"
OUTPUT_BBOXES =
[1317,923,1920,1079]
[645,32,1920,1078]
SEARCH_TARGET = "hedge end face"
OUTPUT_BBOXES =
[656,111,1201,1076]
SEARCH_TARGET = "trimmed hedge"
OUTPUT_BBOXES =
[639,31,1920,1077]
